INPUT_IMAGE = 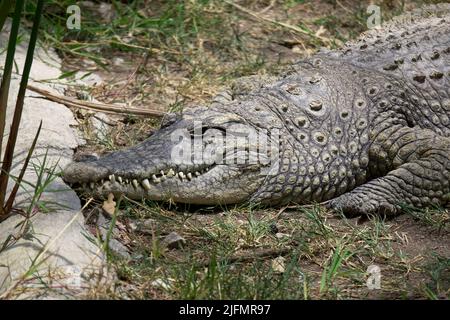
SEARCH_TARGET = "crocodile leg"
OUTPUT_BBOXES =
[329,125,450,216]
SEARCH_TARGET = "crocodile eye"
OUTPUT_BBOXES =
[309,75,322,84]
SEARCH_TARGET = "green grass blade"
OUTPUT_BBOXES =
[0,0,14,34]
[4,121,42,213]
[0,0,25,212]
[0,0,43,215]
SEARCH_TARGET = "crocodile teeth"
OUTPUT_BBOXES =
[186,173,192,180]
[125,179,129,184]
[132,179,139,189]
[178,172,185,180]
[167,169,175,177]
[152,174,161,184]
[109,174,116,183]
[90,182,95,189]
[195,171,201,177]
[142,179,151,190]
[160,170,165,176]
[118,176,123,184]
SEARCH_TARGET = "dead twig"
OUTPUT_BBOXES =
[258,0,276,14]
[26,84,166,117]
[335,0,353,15]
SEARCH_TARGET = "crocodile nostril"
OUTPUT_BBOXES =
[73,153,100,162]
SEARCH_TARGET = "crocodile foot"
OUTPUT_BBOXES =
[328,192,399,217]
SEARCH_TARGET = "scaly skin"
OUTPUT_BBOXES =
[63,4,450,216]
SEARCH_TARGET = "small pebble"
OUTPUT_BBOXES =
[269,223,279,234]
[162,232,186,249]
[271,256,286,274]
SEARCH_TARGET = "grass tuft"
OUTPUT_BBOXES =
[0,0,44,220]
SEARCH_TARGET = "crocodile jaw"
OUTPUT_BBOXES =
[64,162,263,205]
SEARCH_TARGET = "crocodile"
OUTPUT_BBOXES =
[63,4,450,216]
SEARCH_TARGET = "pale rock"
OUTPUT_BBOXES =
[162,232,186,249]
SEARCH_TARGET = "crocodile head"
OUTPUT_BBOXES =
[63,105,279,205]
